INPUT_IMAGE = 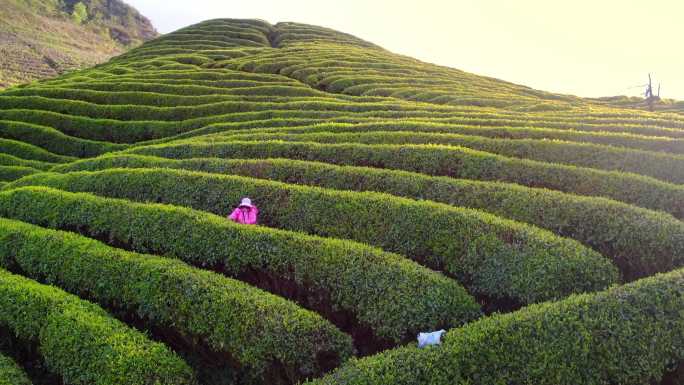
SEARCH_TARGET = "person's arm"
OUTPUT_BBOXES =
[227,208,239,222]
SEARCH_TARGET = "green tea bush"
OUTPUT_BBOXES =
[0,120,125,157]
[218,131,684,183]
[0,109,346,142]
[150,31,269,45]
[0,216,353,383]
[0,268,195,385]
[77,68,296,82]
[55,155,684,280]
[0,139,74,163]
[0,154,52,171]
[0,186,480,344]
[409,116,684,138]
[0,166,37,182]
[32,73,304,89]
[6,168,619,305]
[257,120,684,154]
[45,81,312,97]
[0,108,583,143]
[144,38,258,49]
[0,96,461,122]
[308,267,684,385]
[128,140,684,219]
[6,87,266,105]
[0,353,31,385]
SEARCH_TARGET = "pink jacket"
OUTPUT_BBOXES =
[228,206,259,225]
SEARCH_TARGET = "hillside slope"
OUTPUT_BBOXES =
[0,0,157,88]
[591,95,684,115]
[0,18,681,385]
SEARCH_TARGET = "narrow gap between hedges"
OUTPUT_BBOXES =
[57,223,397,356]
[475,294,523,315]
[233,267,396,355]
[396,254,523,316]
[660,361,684,385]
[0,326,62,385]
[112,308,253,385]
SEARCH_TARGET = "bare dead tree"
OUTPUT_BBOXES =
[644,73,661,111]
[645,73,654,99]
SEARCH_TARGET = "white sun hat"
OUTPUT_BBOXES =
[239,197,254,208]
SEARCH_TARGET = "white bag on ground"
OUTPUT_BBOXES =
[417,329,446,348]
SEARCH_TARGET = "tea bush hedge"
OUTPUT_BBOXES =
[211,120,684,154]
[0,139,74,163]
[54,154,684,280]
[128,140,684,219]
[0,96,460,122]
[308,267,684,385]
[0,216,353,383]
[0,353,31,385]
[5,168,619,305]
[0,268,195,385]
[0,166,37,182]
[0,154,52,171]
[0,120,126,157]
[0,108,452,143]
[217,130,684,183]
[0,186,481,344]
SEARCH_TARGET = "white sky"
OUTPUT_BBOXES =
[125,0,684,100]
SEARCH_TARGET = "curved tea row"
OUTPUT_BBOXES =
[0,263,194,385]
[3,168,619,306]
[55,154,684,281]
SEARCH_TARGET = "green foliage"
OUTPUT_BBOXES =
[309,267,684,385]
[0,215,353,383]
[2,16,684,383]
[71,2,87,24]
[0,120,127,157]
[0,186,480,343]
[0,166,38,182]
[55,154,684,281]
[0,138,74,163]
[5,168,619,305]
[0,267,195,385]
[147,31,270,46]
[206,120,684,154]
[6,83,322,102]
[128,140,684,219]
[217,130,684,184]
[4,100,680,144]
[0,95,461,122]
[0,108,354,143]
[0,353,31,385]
[0,153,53,170]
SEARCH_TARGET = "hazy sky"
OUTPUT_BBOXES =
[125,0,684,100]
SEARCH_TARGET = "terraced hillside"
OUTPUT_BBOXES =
[0,18,682,385]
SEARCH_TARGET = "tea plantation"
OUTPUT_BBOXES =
[0,18,682,385]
